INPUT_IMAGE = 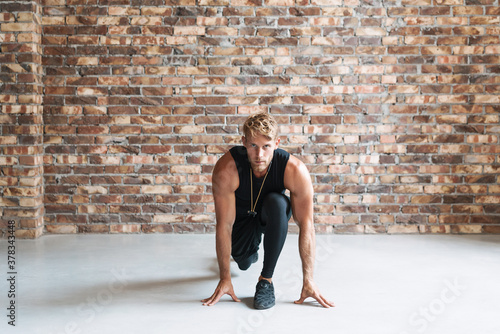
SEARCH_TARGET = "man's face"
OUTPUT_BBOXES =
[242,134,280,175]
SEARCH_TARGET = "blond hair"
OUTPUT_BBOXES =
[243,113,278,140]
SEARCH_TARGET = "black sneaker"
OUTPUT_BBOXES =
[253,279,275,310]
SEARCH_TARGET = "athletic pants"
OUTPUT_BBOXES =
[231,192,292,279]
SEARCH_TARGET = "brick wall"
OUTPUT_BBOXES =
[0,0,44,238]
[1,0,499,238]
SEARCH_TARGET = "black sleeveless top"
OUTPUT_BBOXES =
[230,146,290,220]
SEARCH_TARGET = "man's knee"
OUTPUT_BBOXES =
[261,193,290,221]
[264,192,288,206]
[236,252,258,271]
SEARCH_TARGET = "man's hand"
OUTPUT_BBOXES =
[202,279,241,306]
[294,280,335,308]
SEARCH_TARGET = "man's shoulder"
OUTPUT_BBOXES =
[212,153,240,193]
[284,154,310,188]
[285,154,305,171]
[213,151,239,187]
[215,150,237,173]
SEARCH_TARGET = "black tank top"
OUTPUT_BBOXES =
[230,146,290,220]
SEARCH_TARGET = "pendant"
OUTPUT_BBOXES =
[247,210,257,217]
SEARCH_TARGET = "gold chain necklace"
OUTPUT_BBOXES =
[248,165,271,217]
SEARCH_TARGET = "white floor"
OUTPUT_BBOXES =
[1,234,499,334]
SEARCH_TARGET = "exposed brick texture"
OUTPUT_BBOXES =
[1,0,44,238]
[1,0,499,238]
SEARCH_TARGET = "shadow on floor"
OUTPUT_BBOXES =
[32,273,220,309]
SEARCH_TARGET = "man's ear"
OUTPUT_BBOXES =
[275,137,280,148]
[242,136,247,146]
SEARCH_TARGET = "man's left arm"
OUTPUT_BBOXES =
[285,156,335,308]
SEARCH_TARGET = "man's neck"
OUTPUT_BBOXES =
[252,168,268,179]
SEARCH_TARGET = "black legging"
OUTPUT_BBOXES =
[260,192,291,278]
[231,192,292,278]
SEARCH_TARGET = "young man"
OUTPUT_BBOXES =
[202,113,334,309]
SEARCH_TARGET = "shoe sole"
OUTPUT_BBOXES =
[254,301,275,310]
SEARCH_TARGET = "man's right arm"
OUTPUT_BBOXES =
[202,152,240,306]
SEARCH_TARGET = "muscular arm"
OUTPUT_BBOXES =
[285,156,316,281]
[285,155,335,308]
[202,152,240,306]
[213,158,236,282]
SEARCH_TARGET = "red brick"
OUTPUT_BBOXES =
[3,1,500,238]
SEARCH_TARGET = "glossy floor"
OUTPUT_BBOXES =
[1,234,499,334]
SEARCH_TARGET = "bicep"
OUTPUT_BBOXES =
[286,158,314,227]
[290,185,314,228]
[212,154,238,231]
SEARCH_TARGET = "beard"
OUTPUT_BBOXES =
[250,158,272,176]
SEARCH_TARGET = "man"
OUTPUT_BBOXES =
[202,113,334,309]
